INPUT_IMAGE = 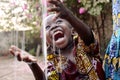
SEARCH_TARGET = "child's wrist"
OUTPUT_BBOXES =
[27,61,37,65]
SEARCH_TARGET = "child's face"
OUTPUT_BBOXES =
[45,15,72,49]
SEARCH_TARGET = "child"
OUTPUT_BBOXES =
[9,0,105,80]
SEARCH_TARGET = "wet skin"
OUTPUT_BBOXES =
[45,14,73,49]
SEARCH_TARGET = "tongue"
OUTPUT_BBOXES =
[54,33,64,41]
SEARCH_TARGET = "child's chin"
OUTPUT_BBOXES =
[55,42,67,49]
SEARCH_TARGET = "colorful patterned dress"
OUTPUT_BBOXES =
[47,36,105,80]
[103,0,120,79]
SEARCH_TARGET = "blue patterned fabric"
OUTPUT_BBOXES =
[103,0,120,79]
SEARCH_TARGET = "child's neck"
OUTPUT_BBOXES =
[61,41,76,63]
[60,40,74,55]
[54,40,76,63]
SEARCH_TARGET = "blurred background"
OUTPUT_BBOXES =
[0,0,42,80]
[0,0,112,80]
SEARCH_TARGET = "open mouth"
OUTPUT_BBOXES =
[53,31,64,41]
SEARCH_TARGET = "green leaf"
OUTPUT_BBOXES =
[88,5,102,16]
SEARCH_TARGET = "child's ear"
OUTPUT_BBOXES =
[71,28,78,40]
[71,28,77,36]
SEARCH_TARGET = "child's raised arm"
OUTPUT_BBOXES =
[47,0,94,45]
[9,46,46,80]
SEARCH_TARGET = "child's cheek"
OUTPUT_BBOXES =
[46,37,52,45]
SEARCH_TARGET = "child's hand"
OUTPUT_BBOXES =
[47,0,70,19]
[9,45,37,63]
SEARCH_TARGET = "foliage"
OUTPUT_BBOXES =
[0,0,42,31]
[0,0,42,55]
[81,0,109,16]
[64,0,109,16]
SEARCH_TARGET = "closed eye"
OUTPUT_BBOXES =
[46,25,50,30]
[56,19,62,24]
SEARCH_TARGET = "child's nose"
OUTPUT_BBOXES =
[50,23,59,31]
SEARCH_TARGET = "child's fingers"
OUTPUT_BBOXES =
[47,7,60,12]
[22,56,37,63]
[28,56,37,62]
[16,52,22,61]
[9,49,22,61]
[47,0,60,2]
[9,48,20,56]
[18,51,37,62]
[52,12,61,20]
[10,45,21,52]
[9,45,23,61]
[9,49,15,56]
[22,56,29,62]
[47,0,61,6]
[9,45,37,63]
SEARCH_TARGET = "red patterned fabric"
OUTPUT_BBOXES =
[47,36,105,80]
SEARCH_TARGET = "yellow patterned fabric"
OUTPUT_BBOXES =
[46,36,104,80]
[75,37,99,80]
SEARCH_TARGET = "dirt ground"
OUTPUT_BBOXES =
[0,55,45,80]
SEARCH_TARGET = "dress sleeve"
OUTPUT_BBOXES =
[89,31,99,55]
[77,31,99,55]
